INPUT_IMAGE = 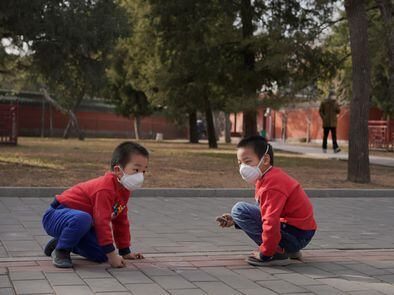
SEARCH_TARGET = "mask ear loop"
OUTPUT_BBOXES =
[116,165,125,182]
[257,145,271,176]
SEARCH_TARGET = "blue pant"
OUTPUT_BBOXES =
[231,201,315,253]
[42,204,107,263]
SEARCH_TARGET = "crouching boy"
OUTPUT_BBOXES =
[42,141,148,268]
[217,136,317,266]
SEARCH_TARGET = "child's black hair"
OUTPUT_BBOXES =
[237,136,274,165]
[110,141,149,170]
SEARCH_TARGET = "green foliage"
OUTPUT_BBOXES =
[321,5,393,117]
[1,0,129,110]
[105,43,153,118]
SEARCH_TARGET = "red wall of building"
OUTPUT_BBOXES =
[17,104,187,139]
[230,106,386,142]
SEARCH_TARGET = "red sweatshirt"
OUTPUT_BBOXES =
[56,172,131,254]
[255,167,317,256]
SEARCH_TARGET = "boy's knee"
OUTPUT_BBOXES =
[231,202,248,219]
[70,212,92,233]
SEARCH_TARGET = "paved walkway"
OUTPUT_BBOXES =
[0,196,394,294]
[271,142,394,167]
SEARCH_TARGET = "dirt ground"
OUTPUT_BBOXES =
[0,137,393,188]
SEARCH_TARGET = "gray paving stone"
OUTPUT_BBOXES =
[9,271,45,281]
[169,289,207,295]
[76,266,113,279]
[151,275,196,289]
[316,278,370,292]
[200,267,261,289]
[53,285,94,295]
[193,282,241,295]
[13,279,54,294]
[231,268,276,281]
[274,273,321,286]
[85,278,127,292]
[176,269,218,282]
[0,288,14,295]
[348,291,385,295]
[303,285,346,295]
[344,263,390,276]
[287,265,337,279]
[0,276,11,288]
[376,274,394,284]
[237,287,278,295]
[45,272,85,286]
[125,283,169,295]
[110,270,153,284]
[366,282,394,295]
[257,280,307,293]
[2,240,42,252]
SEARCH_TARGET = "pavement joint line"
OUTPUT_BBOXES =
[1,249,394,263]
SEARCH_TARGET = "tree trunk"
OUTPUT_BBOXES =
[188,110,199,143]
[40,98,45,138]
[204,98,218,148]
[134,116,141,140]
[243,111,257,137]
[40,86,84,140]
[376,0,394,115]
[240,0,258,137]
[345,0,371,183]
[224,112,232,143]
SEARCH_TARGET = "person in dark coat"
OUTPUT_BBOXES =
[319,91,341,153]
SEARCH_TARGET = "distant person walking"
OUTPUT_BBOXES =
[319,91,341,153]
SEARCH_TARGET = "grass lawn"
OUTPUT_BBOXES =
[0,137,393,189]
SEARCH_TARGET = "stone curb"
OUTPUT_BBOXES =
[0,187,393,198]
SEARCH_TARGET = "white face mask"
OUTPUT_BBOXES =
[239,145,271,184]
[118,167,144,191]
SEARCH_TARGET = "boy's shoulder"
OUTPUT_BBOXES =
[256,167,299,197]
[76,172,120,196]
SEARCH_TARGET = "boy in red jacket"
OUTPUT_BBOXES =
[42,141,148,268]
[217,136,316,266]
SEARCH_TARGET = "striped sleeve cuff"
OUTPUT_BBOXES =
[118,247,131,256]
[101,244,115,254]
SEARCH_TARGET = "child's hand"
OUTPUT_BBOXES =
[107,252,126,268]
[123,252,144,260]
[216,214,234,228]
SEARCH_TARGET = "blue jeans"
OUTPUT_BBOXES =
[231,201,315,253]
[42,203,107,263]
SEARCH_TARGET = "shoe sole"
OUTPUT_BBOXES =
[53,262,73,268]
[246,257,291,267]
[288,252,302,260]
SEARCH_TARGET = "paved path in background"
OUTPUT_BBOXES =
[0,196,393,294]
[271,142,394,167]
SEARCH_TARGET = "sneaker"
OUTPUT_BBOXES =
[287,251,302,260]
[51,249,73,268]
[246,253,291,267]
[322,149,327,154]
[44,238,57,257]
[334,148,341,153]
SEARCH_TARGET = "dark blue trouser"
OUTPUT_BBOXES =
[231,201,315,253]
[42,203,107,263]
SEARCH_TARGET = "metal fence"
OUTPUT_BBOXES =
[368,120,393,151]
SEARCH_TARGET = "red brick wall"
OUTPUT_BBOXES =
[230,106,386,142]
[17,104,187,139]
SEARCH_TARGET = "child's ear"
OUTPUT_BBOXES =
[264,154,271,166]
